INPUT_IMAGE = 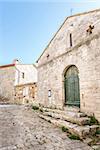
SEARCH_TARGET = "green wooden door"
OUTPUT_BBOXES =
[64,66,80,107]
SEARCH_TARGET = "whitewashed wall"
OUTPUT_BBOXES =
[15,64,37,85]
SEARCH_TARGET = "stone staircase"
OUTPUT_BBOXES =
[38,107,100,147]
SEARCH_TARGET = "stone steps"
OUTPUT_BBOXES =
[42,107,89,126]
[43,107,86,118]
[43,111,90,125]
[39,114,99,140]
[63,106,80,112]
[38,107,100,142]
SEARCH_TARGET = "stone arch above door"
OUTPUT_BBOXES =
[64,65,80,107]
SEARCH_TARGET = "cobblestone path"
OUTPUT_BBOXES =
[0,105,92,150]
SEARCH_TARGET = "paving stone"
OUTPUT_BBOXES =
[83,138,94,145]
[92,145,100,150]
[0,104,93,150]
[0,146,17,150]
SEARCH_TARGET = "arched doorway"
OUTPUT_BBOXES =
[64,65,80,107]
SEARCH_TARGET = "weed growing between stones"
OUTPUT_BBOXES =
[61,126,80,140]
[95,129,100,135]
[89,115,99,125]
[32,105,39,110]
[68,134,80,140]
[61,126,68,132]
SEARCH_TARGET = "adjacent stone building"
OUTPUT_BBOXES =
[37,9,100,121]
[0,60,37,104]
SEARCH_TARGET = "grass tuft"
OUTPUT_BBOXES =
[61,126,68,132]
[32,105,39,110]
[95,129,100,135]
[89,115,99,125]
[68,134,80,140]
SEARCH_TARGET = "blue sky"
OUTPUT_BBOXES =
[0,0,100,65]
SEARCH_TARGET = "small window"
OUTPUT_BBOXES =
[48,90,52,97]
[22,72,25,78]
[70,33,72,47]
[47,54,49,59]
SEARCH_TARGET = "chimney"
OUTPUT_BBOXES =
[13,59,20,64]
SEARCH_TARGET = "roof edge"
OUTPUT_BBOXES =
[37,8,100,62]
[0,64,15,69]
[15,63,37,67]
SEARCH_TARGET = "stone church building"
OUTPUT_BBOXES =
[37,9,100,121]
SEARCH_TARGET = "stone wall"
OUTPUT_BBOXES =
[37,9,100,121]
[14,83,37,104]
[0,66,15,103]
